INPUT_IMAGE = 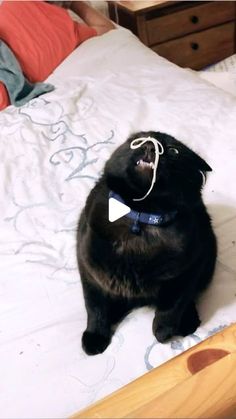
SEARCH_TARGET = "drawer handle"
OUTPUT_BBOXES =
[190,16,199,24]
[190,15,199,24]
[191,42,199,51]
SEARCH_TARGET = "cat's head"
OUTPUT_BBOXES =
[104,131,212,211]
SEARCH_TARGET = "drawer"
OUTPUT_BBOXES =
[147,1,235,46]
[152,22,235,70]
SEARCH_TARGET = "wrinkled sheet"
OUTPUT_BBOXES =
[1,28,236,418]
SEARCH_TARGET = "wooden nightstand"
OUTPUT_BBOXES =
[108,1,236,70]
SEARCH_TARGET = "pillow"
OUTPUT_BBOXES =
[0,82,10,111]
[0,1,97,84]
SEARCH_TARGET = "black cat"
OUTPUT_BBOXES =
[77,131,217,355]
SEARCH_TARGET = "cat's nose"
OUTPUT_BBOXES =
[143,143,155,158]
[143,143,155,153]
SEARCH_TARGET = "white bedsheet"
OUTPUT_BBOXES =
[1,28,236,418]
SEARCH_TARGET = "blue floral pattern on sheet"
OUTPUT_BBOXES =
[1,87,115,283]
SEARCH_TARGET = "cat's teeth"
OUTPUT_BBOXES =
[136,159,154,169]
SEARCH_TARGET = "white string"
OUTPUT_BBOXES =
[130,136,164,201]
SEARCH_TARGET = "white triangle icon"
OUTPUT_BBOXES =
[108,197,131,222]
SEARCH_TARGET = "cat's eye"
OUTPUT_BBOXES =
[168,147,179,155]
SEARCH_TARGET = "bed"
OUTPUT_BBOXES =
[1,26,236,418]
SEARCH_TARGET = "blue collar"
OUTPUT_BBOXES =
[109,191,177,234]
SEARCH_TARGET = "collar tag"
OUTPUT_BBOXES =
[131,213,141,235]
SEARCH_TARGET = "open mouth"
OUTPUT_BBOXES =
[136,159,154,170]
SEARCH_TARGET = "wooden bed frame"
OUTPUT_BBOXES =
[71,323,236,418]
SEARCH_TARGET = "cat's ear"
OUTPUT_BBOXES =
[193,153,212,172]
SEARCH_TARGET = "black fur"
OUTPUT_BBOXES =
[77,131,217,355]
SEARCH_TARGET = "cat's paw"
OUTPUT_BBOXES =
[153,324,176,343]
[178,307,201,337]
[82,330,111,355]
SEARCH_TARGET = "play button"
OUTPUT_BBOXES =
[108,196,131,222]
